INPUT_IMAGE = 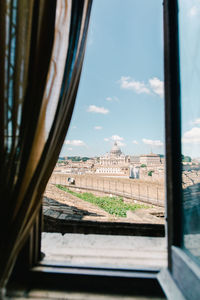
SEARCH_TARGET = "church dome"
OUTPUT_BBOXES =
[110,142,122,155]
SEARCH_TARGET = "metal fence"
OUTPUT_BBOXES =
[49,173,165,207]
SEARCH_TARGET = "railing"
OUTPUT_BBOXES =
[49,173,165,207]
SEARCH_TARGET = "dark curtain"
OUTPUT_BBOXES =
[0,0,92,291]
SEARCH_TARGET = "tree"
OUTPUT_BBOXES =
[140,164,147,168]
[148,170,154,176]
[182,155,192,162]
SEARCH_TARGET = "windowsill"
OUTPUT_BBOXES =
[7,234,167,298]
[41,233,167,269]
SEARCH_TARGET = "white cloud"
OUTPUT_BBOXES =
[104,135,125,146]
[189,5,199,17]
[119,76,164,98]
[117,141,126,147]
[65,140,85,146]
[119,76,150,94]
[106,96,119,102]
[142,138,163,147]
[111,135,124,141]
[149,77,164,98]
[132,140,138,144]
[192,118,200,125]
[87,105,109,114]
[94,126,102,130]
[67,147,73,151]
[72,126,77,129]
[182,127,200,144]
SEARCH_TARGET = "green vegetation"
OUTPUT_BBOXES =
[66,156,90,162]
[82,157,90,162]
[140,164,147,168]
[57,157,65,163]
[56,184,148,218]
[182,155,192,162]
[148,170,154,176]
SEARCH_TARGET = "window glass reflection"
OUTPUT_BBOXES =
[179,0,200,264]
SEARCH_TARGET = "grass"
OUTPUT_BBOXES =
[55,184,148,218]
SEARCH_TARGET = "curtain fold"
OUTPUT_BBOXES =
[0,0,93,290]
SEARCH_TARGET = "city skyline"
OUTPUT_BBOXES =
[61,0,165,158]
[60,140,165,159]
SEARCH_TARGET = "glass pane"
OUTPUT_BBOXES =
[46,0,165,227]
[179,0,200,264]
[42,0,167,269]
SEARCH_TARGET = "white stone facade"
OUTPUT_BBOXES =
[140,153,162,166]
[96,142,129,175]
[96,167,124,174]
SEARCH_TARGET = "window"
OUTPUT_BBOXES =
[43,0,165,240]
[5,1,200,299]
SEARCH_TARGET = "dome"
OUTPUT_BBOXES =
[110,142,122,155]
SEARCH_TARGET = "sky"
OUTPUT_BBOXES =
[179,0,200,158]
[60,0,165,157]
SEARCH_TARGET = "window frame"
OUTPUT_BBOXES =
[8,0,200,298]
[163,0,182,270]
[158,1,200,299]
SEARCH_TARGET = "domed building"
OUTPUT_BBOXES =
[95,142,130,175]
[110,142,122,156]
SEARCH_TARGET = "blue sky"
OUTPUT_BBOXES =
[60,0,165,157]
[179,0,200,158]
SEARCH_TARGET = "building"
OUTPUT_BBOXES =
[130,155,140,165]
[140,153,162,166]
[95,142,130,175]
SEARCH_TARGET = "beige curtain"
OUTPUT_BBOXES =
[0,0,93,292]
